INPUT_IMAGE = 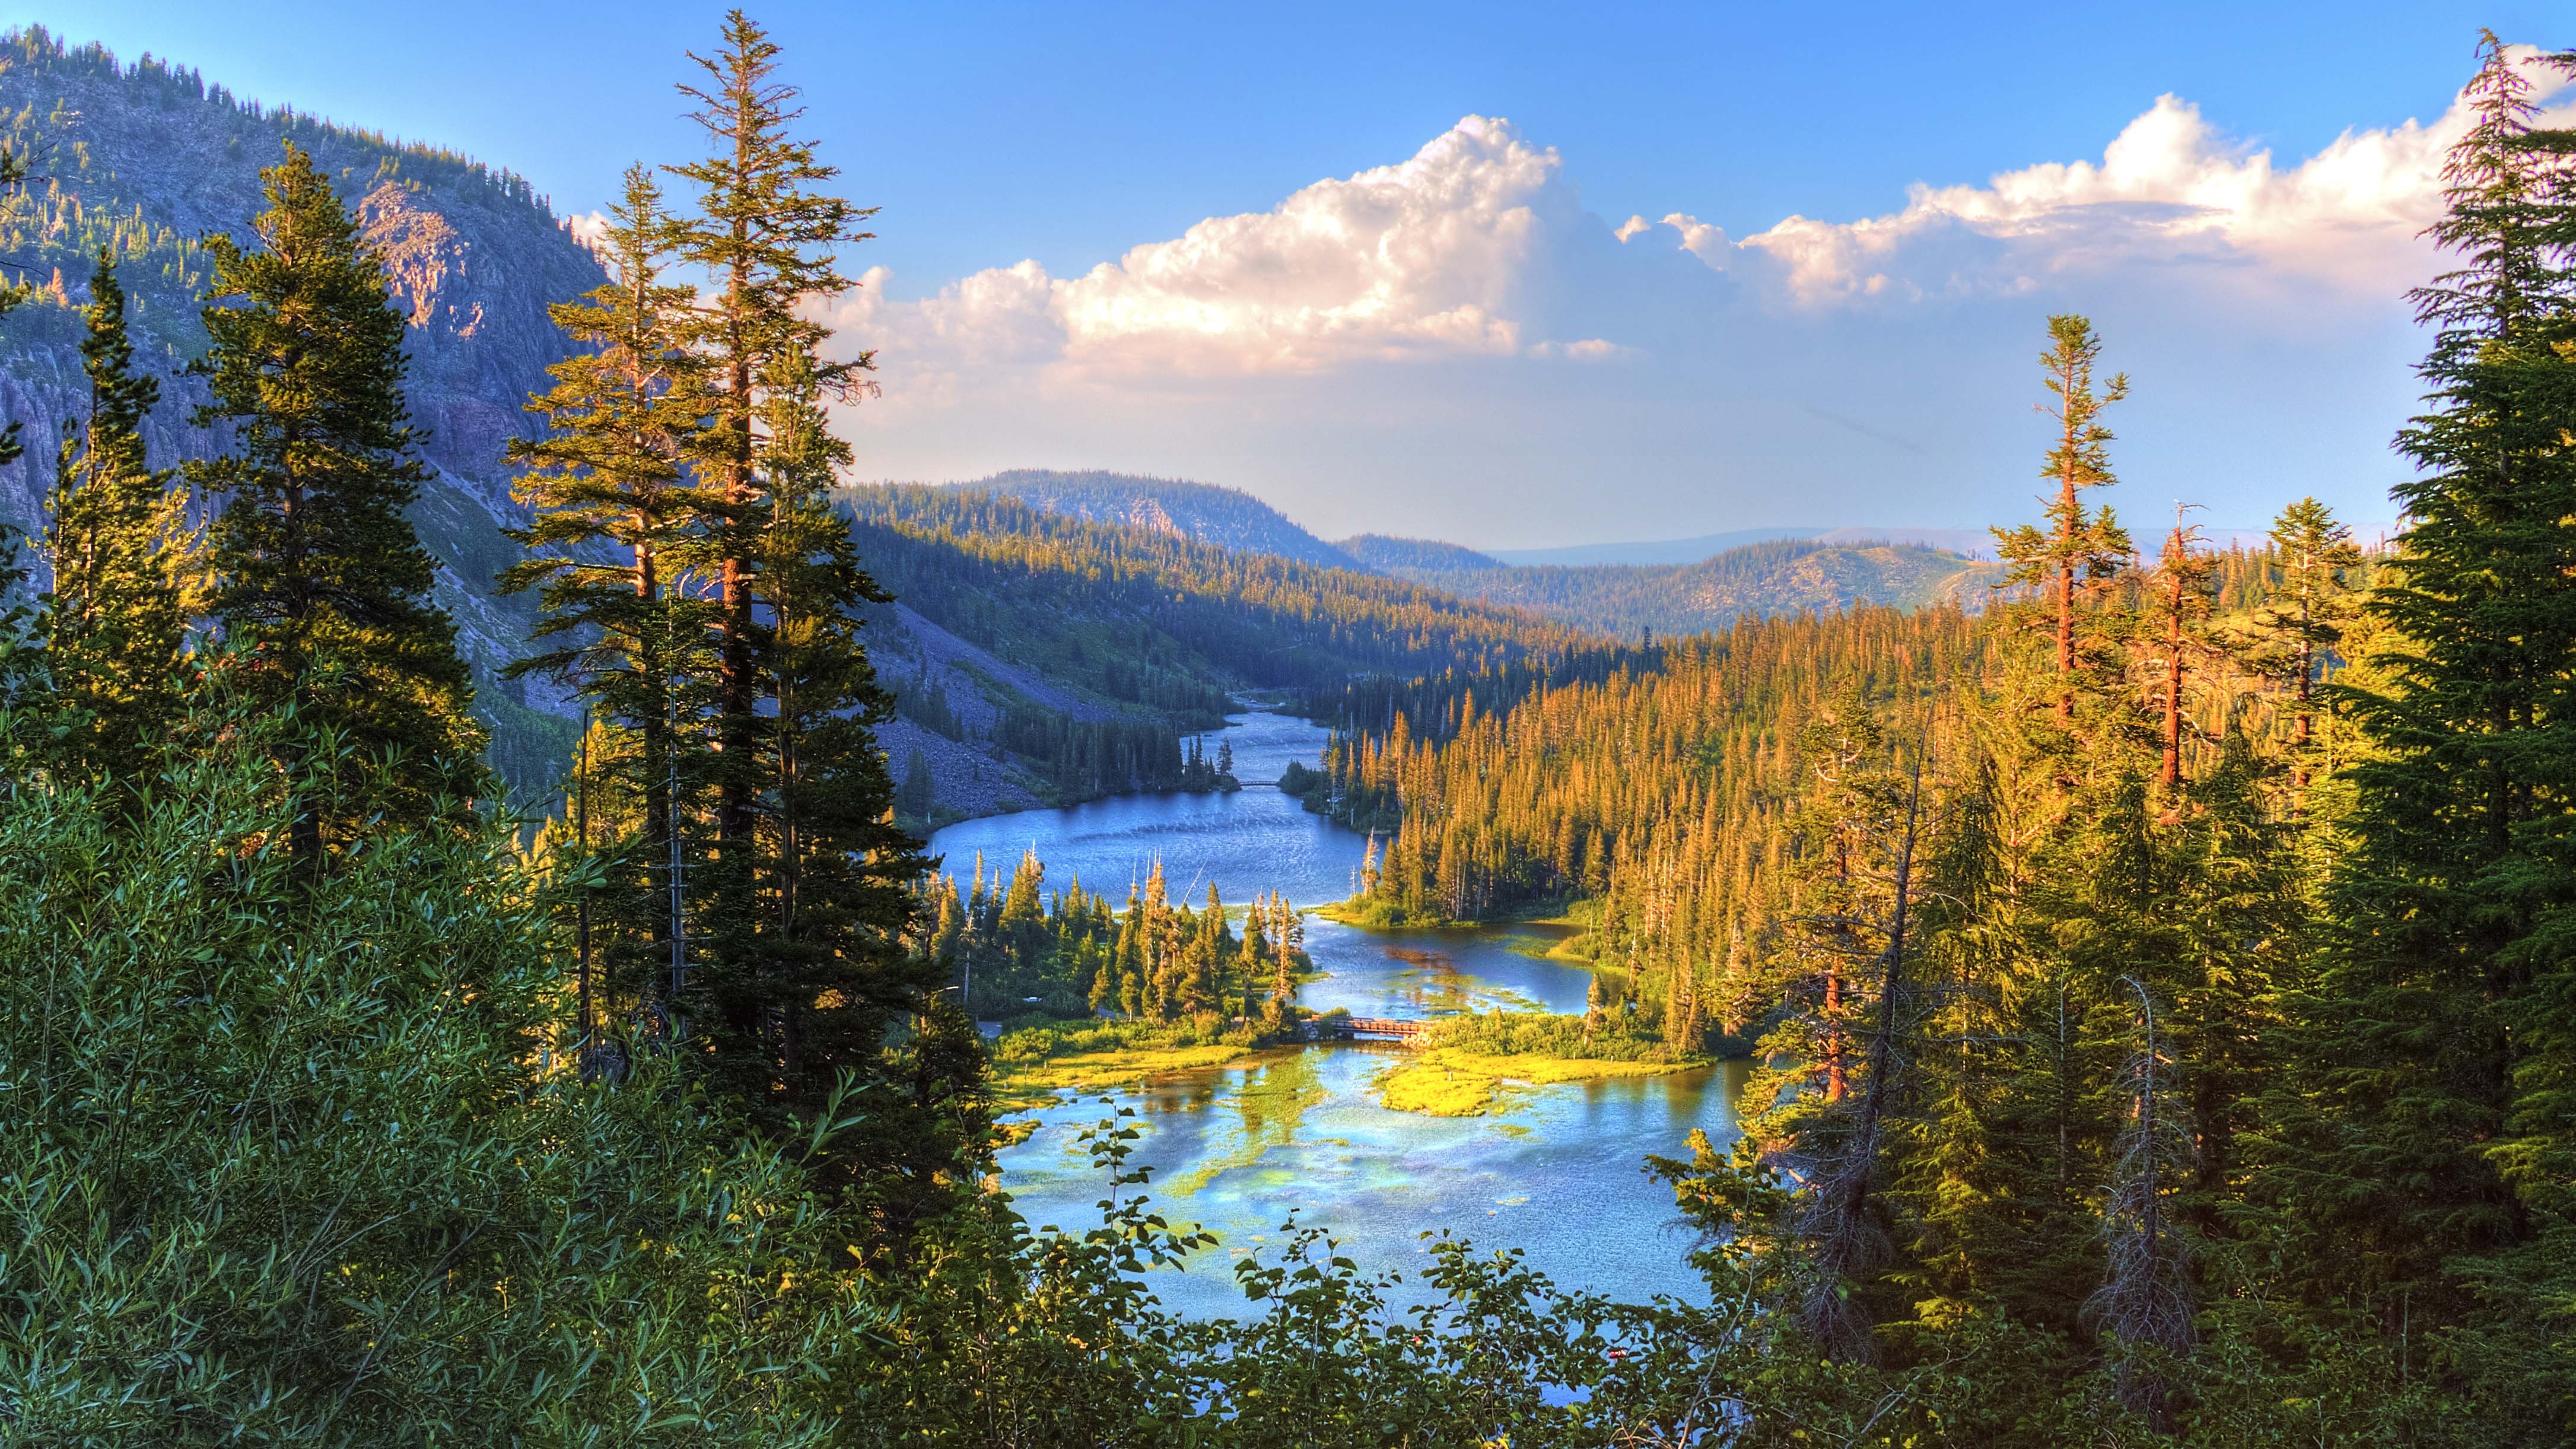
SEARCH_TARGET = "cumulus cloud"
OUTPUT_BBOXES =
[842,49,2575,401]
[825,56,2573,544]
[1630,49,2576,307]
[826,115,1611,390]
[563,209,612,253]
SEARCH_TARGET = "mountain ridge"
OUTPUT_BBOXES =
[0,25,605,787]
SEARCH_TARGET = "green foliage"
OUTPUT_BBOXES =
[918,849,1309,1026]
[37,251,191,785]
[1414,1006,1675,1062]
[192,141,487,857]
[0,698,873,1447]
[840,484,1583,694]
[2,18,2571,1444]
[2263,36,2576,1434]
[1992,313,2136,722]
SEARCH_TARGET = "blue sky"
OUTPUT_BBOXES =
[28,2,2576,547]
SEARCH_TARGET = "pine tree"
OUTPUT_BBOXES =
[897,745,936,821]
[192,141,486,862]
[2244,497,2361,793]
[502,165,720,1011]
[669,9,876,847]
[41,250,190,784]
[2143,514,2214,793]
[1993,315,2133,724]
[2087,977,2196,1428]
[2294,35,2576,1311]
[685,336,926,1148]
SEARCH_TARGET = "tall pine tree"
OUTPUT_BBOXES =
[41,250,191,785]
[1993,315,2133,725]
[670,8,875,847]
[2244,497,2362,794]
[2288,36,2576,1321]
[192,142,486,861]
[692,340,928,1154]
[503,164,721,1021]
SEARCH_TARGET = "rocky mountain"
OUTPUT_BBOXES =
[955,469,1361,570]
[0,26,603,789]
[0,28,2012,817]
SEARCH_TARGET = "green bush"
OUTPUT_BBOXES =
[0,719,871,1445]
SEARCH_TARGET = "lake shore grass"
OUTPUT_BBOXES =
[988,1018,1263,1111]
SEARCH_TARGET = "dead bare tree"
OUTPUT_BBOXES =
[2087,974,2197,1427]
[1773,719,1937,1364]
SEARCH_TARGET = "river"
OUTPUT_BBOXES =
[928,710,1747,1318]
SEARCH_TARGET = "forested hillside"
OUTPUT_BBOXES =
[841,484,1582,680]
[957,468,1361,568]
[1367,535,2001,638]
[0,25,602,786]
[0,36,1559,814]
[1338,532,1501,571]
[837,484,1593,825]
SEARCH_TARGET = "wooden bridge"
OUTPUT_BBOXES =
[1339,1016,1426,1042]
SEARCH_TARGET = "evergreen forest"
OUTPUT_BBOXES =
[4,15,2576,1448]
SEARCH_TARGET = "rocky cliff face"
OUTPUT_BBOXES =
[0,26,605,787]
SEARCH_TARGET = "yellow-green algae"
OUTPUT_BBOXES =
[1375,1047,1694,1117]
[1165,1049,1326,1197]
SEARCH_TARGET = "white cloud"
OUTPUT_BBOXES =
[842,49,2576,399]
[1643,49,2576,306]
[563,209,612,252]
[823,58,2572,545]
[830,115,1600,386]
[1528,338,1624,361]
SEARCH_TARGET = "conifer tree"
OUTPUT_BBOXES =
[2144,514,2214,792]
[2292,34,2576,1311]
[2244,497,2361,792]
[2088,977,2196,1428]
[192,141,485,862]
[503,165,720,1008]
[670,9,876,846]
[1994,315,2132,723]
[684,339,925,1144]
[42,250,190,784]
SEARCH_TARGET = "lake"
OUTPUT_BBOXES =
[928,710,1747,1318]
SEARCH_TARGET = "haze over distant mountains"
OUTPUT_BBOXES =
[959,469,1364,571]
[1489,526,2000,567]
[912,471,2008,635]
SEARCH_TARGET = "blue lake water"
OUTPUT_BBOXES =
[928,710,1746,1318]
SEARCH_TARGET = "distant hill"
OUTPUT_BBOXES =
[0,33,1564,823]
[1338,534,1500,572]
[955,469,1360,570]
[1368,536,1999,638]
[836,485,1591,824]
[1814,526,1996,558]
[1486,526,1823,567]
[1487,525,2008,566]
